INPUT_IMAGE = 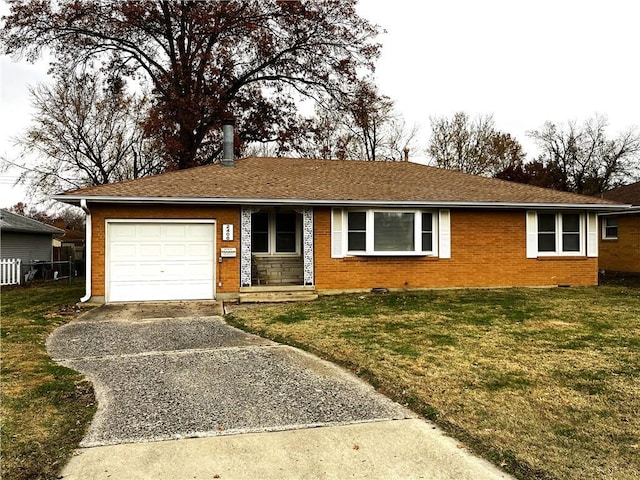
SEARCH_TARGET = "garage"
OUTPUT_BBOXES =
[107,221,215,302]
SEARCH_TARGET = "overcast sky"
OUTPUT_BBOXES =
[1,0,639,208]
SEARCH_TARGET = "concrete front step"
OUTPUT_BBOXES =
[238,290,318,303]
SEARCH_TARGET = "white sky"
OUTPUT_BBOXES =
[1,0,639,208]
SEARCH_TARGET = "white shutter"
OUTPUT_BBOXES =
[587,211,598,257]
[438,209,451,259]
[331,208,344,258]
[526,211,538,258]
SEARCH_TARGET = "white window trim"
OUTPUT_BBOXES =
[602,217,619,240]
[341,209,439,257]
[252,210,301,256]
[526,211,587,257]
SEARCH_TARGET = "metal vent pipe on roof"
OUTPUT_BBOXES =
[222,117,235,167]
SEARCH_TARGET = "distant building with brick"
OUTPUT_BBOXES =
[598,182,640,274]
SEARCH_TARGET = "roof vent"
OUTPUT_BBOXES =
[222,117,235,167]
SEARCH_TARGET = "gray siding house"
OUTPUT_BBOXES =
[1,208,64,266]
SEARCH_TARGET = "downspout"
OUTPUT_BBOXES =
[80,199,92,303]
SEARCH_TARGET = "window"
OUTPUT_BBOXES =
[251,210,300,255]
[537,213,556,252]
[275,212,297,252]
[251,212,269,253]
[422,212,433,251]
[374,212,415,251]
[347,212,366,251]
[534,212,584,256]
[562,214,581,252]
[345,209,435,255]
[603,217,618,239]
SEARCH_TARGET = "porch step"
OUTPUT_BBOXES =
[238,286,318,303]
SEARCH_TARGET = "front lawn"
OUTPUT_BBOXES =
[1,282,96,480]
[226,286,640,480]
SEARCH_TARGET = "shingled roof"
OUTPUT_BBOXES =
[0,209,64,235]
[56,157,621,208]
[602,181,640,205]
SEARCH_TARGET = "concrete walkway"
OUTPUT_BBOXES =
[48,303,512,480]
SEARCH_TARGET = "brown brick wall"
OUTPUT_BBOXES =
[88,204,599,299]
[313,208,598,290]
[599,214,640,273]
[88,203,240,297]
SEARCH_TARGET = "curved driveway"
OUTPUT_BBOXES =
[48,302,512,479]
[47,303,410,447]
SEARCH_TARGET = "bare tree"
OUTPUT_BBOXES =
[2,72,163,198]
[285,80,421,161]
[1,0,381,169]
[8,201,85,230]
[428,112,525,176]
[527,115,640,194]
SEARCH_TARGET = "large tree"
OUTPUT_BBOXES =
[288,80,420,161]
[1,0,380,169]
[427,112,525,176]
[494,159,566,191]
[527,115,640,195]
[3,72,163,197]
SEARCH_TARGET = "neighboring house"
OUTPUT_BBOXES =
[0,209,64,282]
[598,182,640,274]
[51,220,85,263]
[54,151,625,304]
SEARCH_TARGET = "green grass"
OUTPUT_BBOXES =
[1,281,96,480]
[227,286,640,480]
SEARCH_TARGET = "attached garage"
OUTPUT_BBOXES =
[107,221,216,302]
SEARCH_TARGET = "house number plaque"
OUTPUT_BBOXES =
[222,224,233,241]
[220,247,237,258]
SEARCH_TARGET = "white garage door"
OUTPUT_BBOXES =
[107,222,215,302]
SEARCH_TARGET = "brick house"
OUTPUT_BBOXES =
[54,157,624,303]
[598,182,640,274]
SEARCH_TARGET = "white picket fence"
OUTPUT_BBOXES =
[1,258,22,286]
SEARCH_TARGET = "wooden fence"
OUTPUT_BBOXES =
[0,258,21,286]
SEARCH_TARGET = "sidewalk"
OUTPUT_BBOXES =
[60,419,512,480]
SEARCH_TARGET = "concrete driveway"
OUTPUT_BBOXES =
[48,303,512,480]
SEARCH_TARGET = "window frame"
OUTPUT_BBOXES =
[345,209,438,256]
[251,210,301,256]
[535,212,585,256]
[602,217,618,240]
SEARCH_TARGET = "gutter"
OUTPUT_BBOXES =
[599,206,640,216]
[79,199,91,303]
[52,195,630,211]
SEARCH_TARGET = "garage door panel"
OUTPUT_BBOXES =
[139,244,163,257]
[183,262,214,278]
[108,222,215,302]
[138,224,163,237]
[111,224,137,239]
[187,224,215,238]
[110,263,138,279]
[110,243,138,257]
[164,243,187,257]
[163,224,187,236]
[109,280,213,302]
[186,243,213,257]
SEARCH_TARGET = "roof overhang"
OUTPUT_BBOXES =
[53,195,630,211]
[599,206,640,216]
